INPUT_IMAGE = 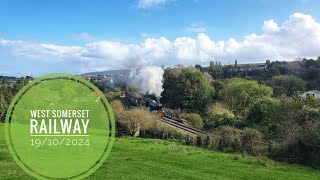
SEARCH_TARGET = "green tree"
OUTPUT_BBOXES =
[212,80,225,100]
[268,75,306,97]
[161,67,215,113]
[247,97,279,125]
[205,103,235,129]
[221,78,273,114]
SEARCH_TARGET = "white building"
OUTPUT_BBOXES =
[302,90,320,99]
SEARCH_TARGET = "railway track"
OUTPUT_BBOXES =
[160,117,207,136]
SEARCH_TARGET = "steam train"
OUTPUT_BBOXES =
[125,91,165,115]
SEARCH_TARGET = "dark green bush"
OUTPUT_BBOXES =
[216,126,242,152]
[241,128,262,153]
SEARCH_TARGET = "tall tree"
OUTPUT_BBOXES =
[267,75,307,97]
[221,78,273,114]
[161,67,215,113]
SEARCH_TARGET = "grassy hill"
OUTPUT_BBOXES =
[0,124,319,180]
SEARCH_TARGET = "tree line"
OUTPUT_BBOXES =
[160,58,320,168]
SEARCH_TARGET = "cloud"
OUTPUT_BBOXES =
[72,32,96,42]
[1,12,320,75]
[137,0,172,9]
[186,23,207,33]
[262,20,280,33]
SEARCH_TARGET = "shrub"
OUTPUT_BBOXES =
[144,119,183,140]
[247,98,279,126]
[110,100,125,121]
[241,128,262,153]
[122,107,158,137]
[180,113,204,129]
[216,126,242,152]
[272,121,320,168]
[270,96,320,168]
[196,135,208,147]
[205,104,235,129]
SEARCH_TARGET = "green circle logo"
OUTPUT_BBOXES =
[5,74,115,179]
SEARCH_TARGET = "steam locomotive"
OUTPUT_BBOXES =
[125,91,165,114]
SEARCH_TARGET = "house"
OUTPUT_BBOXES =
[257,64,267,70]
[302,90,320,99]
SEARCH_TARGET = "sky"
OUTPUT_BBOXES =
[1,0,320,76]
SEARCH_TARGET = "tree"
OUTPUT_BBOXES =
[212,80,225,100]
[122,107,158,137]
[0,92,8,122]
[161,67,215,113]
[267,75,307,97]
[247,97,279,127]
[110,100,125,121]
[215,61,219,67]
[205,103,235,129]
[195,64,203,71]
[221,78,273,114]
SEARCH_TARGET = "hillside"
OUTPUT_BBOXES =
[0,124,319,180]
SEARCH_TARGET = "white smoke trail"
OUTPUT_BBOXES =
[129,66,164,99]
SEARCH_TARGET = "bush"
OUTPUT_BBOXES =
[196,135,208,147]
[270,96,320,168]
[272,121,320,168]
[142,118,184,140]
[122,107,158,137]
[110,100,125,121]
[180,113,204,129]
[247,98,279,125]
[241,128,262,153]
[205,104,235,129]
[216,126,242,152]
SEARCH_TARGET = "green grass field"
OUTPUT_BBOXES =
[0,124,319,180]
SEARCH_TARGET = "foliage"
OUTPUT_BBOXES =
[241,128,262,153]
[0,77,32,122]
[216,126,242,152]
[211,80,225,100]
[111,100,182,139]
[246,97,279,126]
[0,124,319,179]
[145,121,184,140]
[180,113,204,129]
[267,96,320,167]
[267,75,307,97]
[110,100,125,121]
[161,67,215,113]
[299,58,320,89]
[121,107,158,137]
[220,78,273,114]
[205,103,236,129]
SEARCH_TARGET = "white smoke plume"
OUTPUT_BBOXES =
[129,66,164,99]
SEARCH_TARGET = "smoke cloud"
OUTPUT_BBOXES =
[129,66,164,99]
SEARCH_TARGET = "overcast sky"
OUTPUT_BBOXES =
[1,0,320,76]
